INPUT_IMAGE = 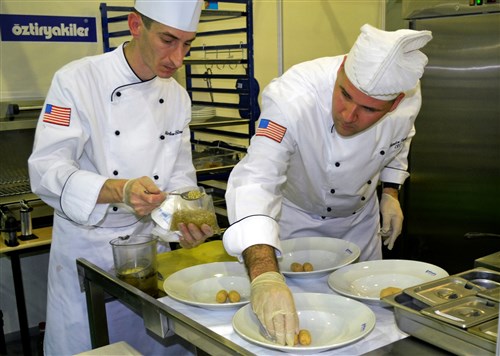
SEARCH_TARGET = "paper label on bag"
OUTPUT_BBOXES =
[151,195,175,230]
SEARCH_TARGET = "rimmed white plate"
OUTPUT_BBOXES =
[232,293,375,354]
[278,237,360,278]
[328,259,449,304]
[163,261,250,310]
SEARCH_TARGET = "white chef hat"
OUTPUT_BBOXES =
[345,24,433,100]
[135,0,203,32]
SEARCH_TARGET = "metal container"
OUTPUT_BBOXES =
[1,205,18,247]
[421,295,498,329]
[404,276,483,308]
[469,318,498,343]
[383,268,499,355]
[384,292,496,355]
[19,200,33,237]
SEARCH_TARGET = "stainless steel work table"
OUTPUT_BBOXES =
[76,249,412,355]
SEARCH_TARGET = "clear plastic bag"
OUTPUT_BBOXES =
[151,187,220,236]
[167,186,220,234]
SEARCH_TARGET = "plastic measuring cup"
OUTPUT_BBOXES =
[109,234,159,297]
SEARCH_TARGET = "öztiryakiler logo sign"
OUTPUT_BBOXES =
[0,14,97,42]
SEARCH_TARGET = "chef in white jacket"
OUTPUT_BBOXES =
[223,24,433,346]
[28,1,211,355]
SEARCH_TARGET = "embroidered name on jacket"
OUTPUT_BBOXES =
[165,130,183,136]
[256,118,286,143]
[390,137,408,150]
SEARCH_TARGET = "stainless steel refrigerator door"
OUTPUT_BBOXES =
[402,13,500,273]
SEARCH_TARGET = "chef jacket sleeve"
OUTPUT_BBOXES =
[28,70,109,225]
[223,95,295,259]
[380,84,421,185]
[379,123,414,185]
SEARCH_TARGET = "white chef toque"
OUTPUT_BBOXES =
[345,24,433,100]
[135,0,203,32]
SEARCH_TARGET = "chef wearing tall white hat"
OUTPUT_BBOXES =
[223,24,433,346]
[28,1,207,355]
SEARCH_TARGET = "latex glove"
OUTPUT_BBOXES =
[250,272,299,346]
[380,193,404,250]
[177,222,213,249]
[122,177,166,216]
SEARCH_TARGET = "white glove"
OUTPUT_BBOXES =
[380,193,403,250]
[122,177,165,216]
[250,272,298,346]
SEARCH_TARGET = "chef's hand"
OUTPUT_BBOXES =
[250,271,299,346]
[380,193,403,250]
[122,176,166,216]
[177,223,213,249]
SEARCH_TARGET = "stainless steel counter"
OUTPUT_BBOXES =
[76,258,252,355]
[76,258,409,355]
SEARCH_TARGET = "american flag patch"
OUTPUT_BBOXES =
[256,118,286,143]
[43,104,71,126]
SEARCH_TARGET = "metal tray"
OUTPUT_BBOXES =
[455,268,500,290]
[469,318,498,343]
[478,286,500,303]
[191,143,245,171]
[421,295,498,329]
[403,276,482,308]
[383,292,496,355]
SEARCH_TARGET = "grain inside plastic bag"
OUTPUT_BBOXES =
[170,208,219,233]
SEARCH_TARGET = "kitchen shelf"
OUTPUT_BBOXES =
[200,9,246,22]
[183,59,247,65]
[184,0,258,184]
[190,115,249,128]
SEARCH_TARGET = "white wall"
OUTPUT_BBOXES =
[0,0,385,336]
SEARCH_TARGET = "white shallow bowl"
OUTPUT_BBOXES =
[163,261,250,310]
[328,259,449,304]
[232,293,375,354]
[278,237,360,278]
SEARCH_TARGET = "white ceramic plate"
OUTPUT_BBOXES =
[232,293,375,354]
[328,259,449,304]
[278,237,360,278]
[163,261,250,310]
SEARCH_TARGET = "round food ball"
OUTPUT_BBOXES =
[302,262,314,272]
[228,290,241,303]
[298,329,312,346]
[379,286,402,299]
[215,289,228,303]
[290,262,304,272]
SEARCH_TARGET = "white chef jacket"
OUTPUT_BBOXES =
[223,56,421,261]
[28,44,196,355]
